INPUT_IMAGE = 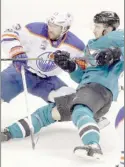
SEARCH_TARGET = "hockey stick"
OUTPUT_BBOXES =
[0,47,100,62]
[1,58,47,61]
[21,66,35,149]
[0,56,95,62]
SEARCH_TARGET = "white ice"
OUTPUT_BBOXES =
[1,0,124,166]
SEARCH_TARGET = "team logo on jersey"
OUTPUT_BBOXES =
[36,52,57,72]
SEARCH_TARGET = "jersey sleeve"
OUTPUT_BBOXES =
[69,66,85,83]
[1,24,25,58]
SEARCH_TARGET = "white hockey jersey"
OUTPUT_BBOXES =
[1,22,85,77]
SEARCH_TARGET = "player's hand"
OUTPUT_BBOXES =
[95,47,121,66]
[10,46,28,72]
[13,53,28,72]
[53,50,76,73]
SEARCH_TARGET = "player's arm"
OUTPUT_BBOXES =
[1,24,25,57]
[69,66,85,83]
[1,24,28,71]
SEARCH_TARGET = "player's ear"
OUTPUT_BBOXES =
[103,26,113,35]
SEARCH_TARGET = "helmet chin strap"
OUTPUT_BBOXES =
[56,27,69,40]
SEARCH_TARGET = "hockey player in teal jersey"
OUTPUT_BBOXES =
[1,11,124,160]
[53,11,124,159]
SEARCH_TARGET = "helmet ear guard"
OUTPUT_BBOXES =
[62,25,71,34]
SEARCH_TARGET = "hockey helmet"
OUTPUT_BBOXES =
[94,11,120,30]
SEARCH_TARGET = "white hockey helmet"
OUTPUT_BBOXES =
[47,12,73,36]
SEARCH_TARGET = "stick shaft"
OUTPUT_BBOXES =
[0,57,92,61]
[1,58,45,61]
[21,66,35,149]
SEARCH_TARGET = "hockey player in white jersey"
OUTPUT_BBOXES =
[1,12,86,103]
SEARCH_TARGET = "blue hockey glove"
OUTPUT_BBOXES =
[10,46,28,72]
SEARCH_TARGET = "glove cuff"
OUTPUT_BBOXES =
[9,46,25,58]
[75,60,87,70]
[68,61,76,73]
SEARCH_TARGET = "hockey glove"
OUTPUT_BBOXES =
[53,50,76,73]
[95,47,121,66]
[10,46,28,72]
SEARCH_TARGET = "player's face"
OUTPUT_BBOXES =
[93,23,106,39]
[48,22,62,40]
